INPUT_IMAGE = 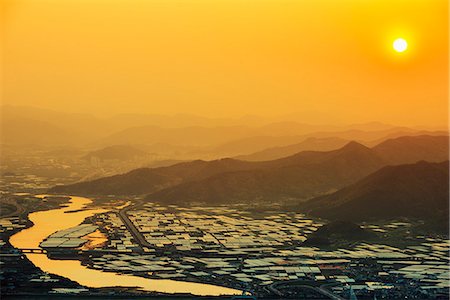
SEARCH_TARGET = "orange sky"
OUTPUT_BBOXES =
[1,0,448,126]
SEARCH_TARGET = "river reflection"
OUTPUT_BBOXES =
[9,196,240,296]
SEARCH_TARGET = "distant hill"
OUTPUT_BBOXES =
[50,141,383,197]
[372,135,449,165]
[146,142,385,204]
[83,145,149,161]
[302,161,449,223]
[234,133,448,162]
[209,135,307,157]
[3,105,446,154]
[97,122,341,150]
[50,158,259,195]
[0,116,78,146]
[210,128,445,158]
[145,159,188,169]
[235,137,350,161]
[364,130,448,147]
[148,136,449,204]
[99,122,424,154]
[50,135,449,205]
[303,221,377,247]
[0,105,111,145]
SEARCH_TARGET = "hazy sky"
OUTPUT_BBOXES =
[1,0,448,126]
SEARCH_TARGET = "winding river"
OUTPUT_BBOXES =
[9,196,240,296]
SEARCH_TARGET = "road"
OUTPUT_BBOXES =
[117,201,154,250]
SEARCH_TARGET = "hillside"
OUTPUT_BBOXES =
[303,221,377,247]
[50,135,449,204]
[145,136,448,204]
[99,123,423,155]
[372,135,449,165]
[235,137,350,161]
[50,141,383,196]
[83,145,149,161]
[235,133,448,162]
[302,161,449,222]
[49,158,260,195]
[146,142,385,204]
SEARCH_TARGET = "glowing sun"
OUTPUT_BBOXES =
[393,38,408,53]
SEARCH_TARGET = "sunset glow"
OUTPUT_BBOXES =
[1,0,448,126]
[0,1,449,298]
[393,38,408,52]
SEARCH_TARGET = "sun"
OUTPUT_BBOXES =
[393,38,408,53]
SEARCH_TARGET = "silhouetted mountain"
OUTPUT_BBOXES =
[3,105,445,155]
[146,136,447,204]
[50,135,449,205]
[83,145,149,161]
[302,161,449,223]
[50,158,259,195]
[145,142,385,203]
[50,141,383,196]
[364,130,448,147]
[210,127,444,158]
[209,135,307,157]
[303,221,377,246]
[372,135,449,165]
[145,159,188,169]
[235,137,350,161]
[99,121,424,154]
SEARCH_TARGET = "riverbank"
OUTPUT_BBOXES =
[6,195,241,297]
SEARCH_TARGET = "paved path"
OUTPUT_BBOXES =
[117,201,154,250]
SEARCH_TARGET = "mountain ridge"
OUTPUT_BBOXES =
[49,135,449,206]
[301,160,449,224]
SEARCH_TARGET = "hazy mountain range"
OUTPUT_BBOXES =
[48,134,449,226]
[83,145,150,161]
[234,137,352,161]
[145,141,385,204]
[51,134,448,195]
[3,105,447,161]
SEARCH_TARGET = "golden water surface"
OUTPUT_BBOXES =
[9,196,240,296]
